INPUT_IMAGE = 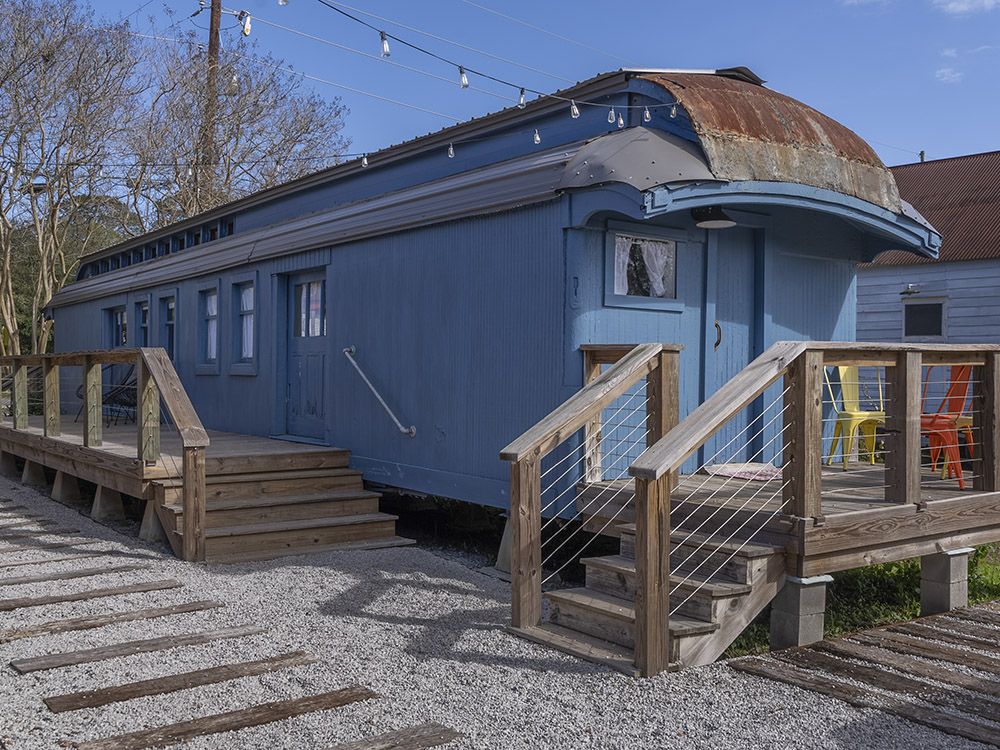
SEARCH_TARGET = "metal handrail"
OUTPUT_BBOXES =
[343,346,416,437]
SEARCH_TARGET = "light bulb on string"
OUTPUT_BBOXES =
[380,32,390,58]
[643,107,651,123]
[533,129,541,145]
[518,88,526,109]
[570,100,580,119]
[607,107,615,124]
[361,154,368,168]
[617,112,625,128]
[459,67,469,88]
[278,0,289,5]
[239,11,251,36]
[448,143,455,158]
[670,103,677,118]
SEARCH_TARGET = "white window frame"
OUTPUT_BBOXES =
[603,222,685,312]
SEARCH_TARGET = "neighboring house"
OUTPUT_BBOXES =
[47,67,938,510]
[857,150,1000,344]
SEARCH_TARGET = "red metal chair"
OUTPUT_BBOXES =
[921,365,972,489]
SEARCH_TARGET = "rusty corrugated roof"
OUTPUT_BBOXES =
[641,73,901,212]
[869,150,1000,265]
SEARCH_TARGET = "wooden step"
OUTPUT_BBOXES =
[203,469,365,502]
[183,513,400,556]
[163,491,383,528]
[207,536,416,564]
[545,587,717,654]
[507,622,647,677]
[204,449,350,476]
[581,555,752,621]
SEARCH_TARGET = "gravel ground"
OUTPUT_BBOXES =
[0,475,996,750]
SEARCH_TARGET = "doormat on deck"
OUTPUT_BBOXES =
[703,463,783,481]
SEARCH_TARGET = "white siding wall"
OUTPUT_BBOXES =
[857,259,1000,343]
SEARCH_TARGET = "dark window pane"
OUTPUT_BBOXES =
[904,303,943,337]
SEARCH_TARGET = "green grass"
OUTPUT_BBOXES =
[722,543,1000,659]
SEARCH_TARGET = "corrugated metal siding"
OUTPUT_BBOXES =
[871,151,1000,266]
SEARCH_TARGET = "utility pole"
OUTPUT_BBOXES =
[195,0,221,210]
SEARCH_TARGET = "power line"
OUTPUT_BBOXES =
[458,0,636,66]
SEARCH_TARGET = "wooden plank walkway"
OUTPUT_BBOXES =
[731,607,1000,748]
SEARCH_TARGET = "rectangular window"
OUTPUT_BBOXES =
[293,280,326,337]
[903,299,946,341]
[160,296,175,360]
[107,307,127,348]
[614,234,676,299]
[201,289,218,363]
[238,283,254,360]
[135,301,150,347]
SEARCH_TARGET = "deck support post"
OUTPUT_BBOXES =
[182,445,207,562]
[783,350,823,520]
[510,455,541,629]
[973,351,1000,492]
[139,500,170,544]
[494,516,512,574]
[634,473,672,677]
[82,355,103,448]
[91,485,126,522]
[770,574,831,651]
[11,360,27,430]
[51,470,81,503]
[885,351,921,504]
[21,460,47,488]
[920,548,973,616]
[0,451,18,478]
[42,361,60,437]
[137,356,160,463]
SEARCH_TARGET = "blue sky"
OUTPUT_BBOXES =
[98,0,998,166]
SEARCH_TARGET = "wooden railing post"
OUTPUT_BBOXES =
[646,349,680,483]
[974,351,1000,492]
[782,350,823,520]
[583,350,603,483]
[510,454,542,629]
[43,360,60,437]
[182,445,206,562]
[885,351,922,504]
[82,355,102,447]
[11,359,27,430]
[634,473,671,676]
[137,356,160,463]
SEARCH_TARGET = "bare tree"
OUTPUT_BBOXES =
[0,1,350,354]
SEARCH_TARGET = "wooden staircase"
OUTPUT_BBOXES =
[151,447,411,563]
[512,524,786,675]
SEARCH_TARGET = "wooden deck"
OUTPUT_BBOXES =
[731,606,1000,748]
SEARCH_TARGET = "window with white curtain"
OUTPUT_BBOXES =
[613,234,676,299]
[238,283,254,361]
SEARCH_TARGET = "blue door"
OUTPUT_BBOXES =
[286,272,327,440]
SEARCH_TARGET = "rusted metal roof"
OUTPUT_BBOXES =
[869,150,1000,265]
[641,73,902,213]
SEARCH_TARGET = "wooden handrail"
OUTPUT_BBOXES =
[630,341,807,481]
[500,342,671,463]
[137,348,209,448]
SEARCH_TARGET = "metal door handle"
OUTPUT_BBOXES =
[714,320,722,351]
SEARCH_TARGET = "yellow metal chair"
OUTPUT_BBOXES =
[825,366,885,470]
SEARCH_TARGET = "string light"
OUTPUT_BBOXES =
[448,143,455,158]
[361,154,368,168]
[570,100,580,119]
[238,11,252,36]
[518,88,526,109]
[643,107,651,123]
[380,31,390,57]
[670,103,677,118]
[278,0,289,5]
[533,129,541,145]
[617,112,625,128]
[607,107,615,124]
[458,66,469,88]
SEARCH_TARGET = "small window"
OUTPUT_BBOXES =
[107,307,127,348]
[903,299,946,341]
[294,280,326,338]
[199,289,218,366]
[135,301,150,347]
[237,283,254,361]
[160,296,176,360]
[614,234,676,299]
